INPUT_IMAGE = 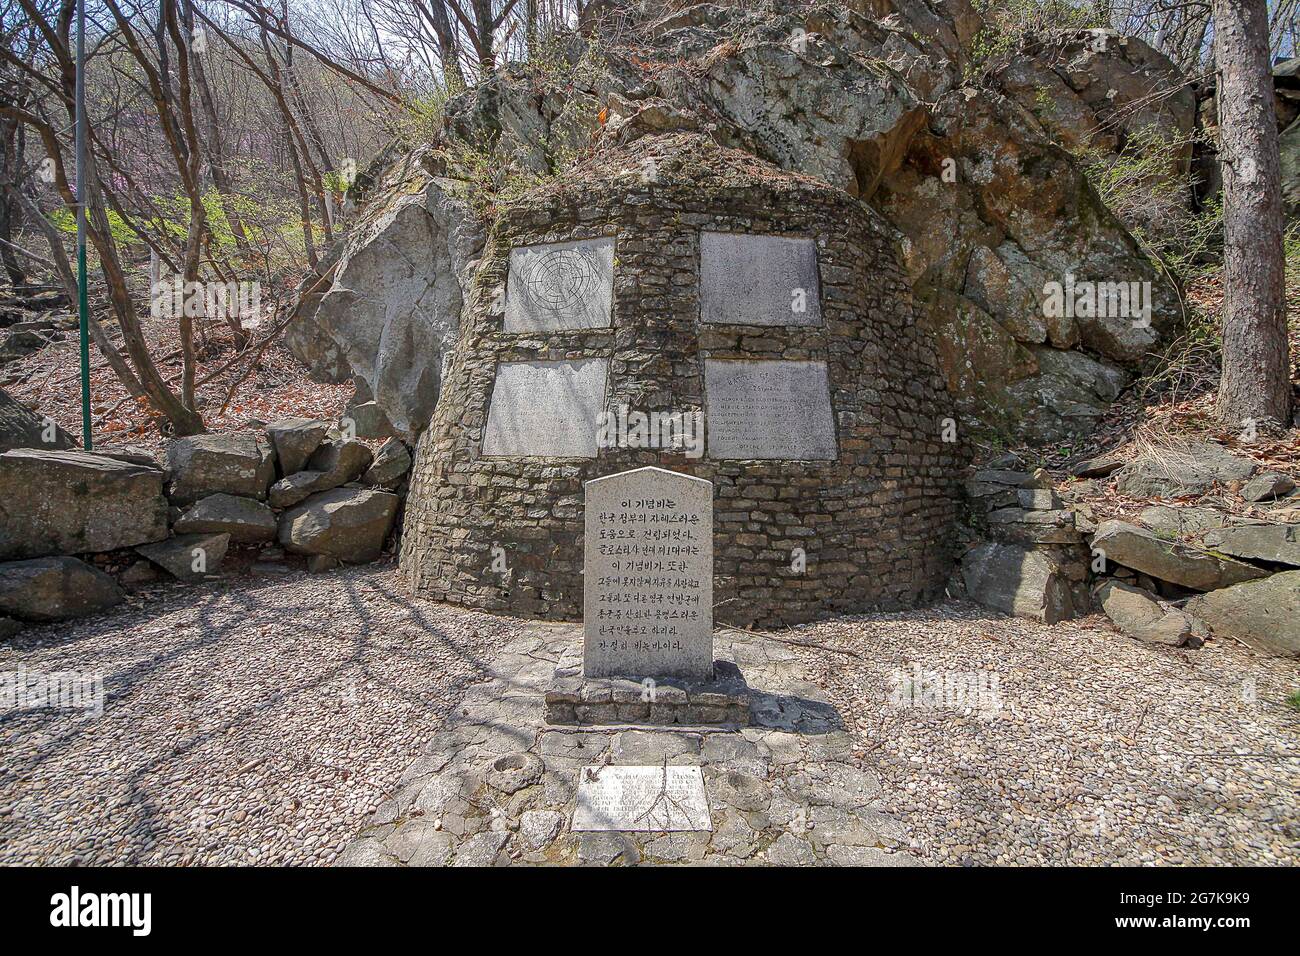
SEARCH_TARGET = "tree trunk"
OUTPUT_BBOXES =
[427,0,467,92]
[1214,0,1293,429]
[0,114,28,288]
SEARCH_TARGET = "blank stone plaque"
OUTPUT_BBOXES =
[584,467,713,681]
[505,237,615,332]
[572,765,713,832]
[699,231,822,326]
[481,358,608,458]
[704,359,838,460]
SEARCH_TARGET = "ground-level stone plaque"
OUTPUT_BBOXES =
[699,231,822,326]
[505,237,615,332]
[482,358,608,458]
[703,359,838,460]
[584,467,713,680]
[571,765,713,832]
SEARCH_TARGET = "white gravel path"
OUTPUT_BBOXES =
[784,602,1300,866]
[3,572,1296,866]
[0,563,525,865]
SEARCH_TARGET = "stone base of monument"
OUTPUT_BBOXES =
[543,646,751,727]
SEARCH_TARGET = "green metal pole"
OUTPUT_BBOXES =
[75,0,91,450]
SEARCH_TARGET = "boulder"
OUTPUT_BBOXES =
[0,556,123,621]
[119,560,162,586]
[173,494,278,544]
[0,449,168,559]
[961,541,1075,623]
[1071,453,1125,478]
[1186,571,1300,657]
[1091,519,1268,591]
[167,432,276,505]
[307,439,373,486]
[1095,579,1204,647]
[985,452,1025,470]
[342,402,396,440]
[136,533,230,582]
[0,386,76,452]
[95,445,162,468]
[269,472,325,509]
[265,417,330,475]
[1201,524,1300,568]
[1239,471,1296,502]
[972,469,1036,487]
[1115,441,1256,498]
[1017,488,1063,510]
[362,438,412,488]
[278,487,399,562]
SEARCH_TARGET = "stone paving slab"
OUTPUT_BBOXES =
[338,624,918,866]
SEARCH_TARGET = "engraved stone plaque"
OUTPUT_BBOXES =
[704,359,838,460]
[505,237,615,332]
[584,467,713,681]
[481,358,608,458]
[571,765,713,832]
[699,231,822,326]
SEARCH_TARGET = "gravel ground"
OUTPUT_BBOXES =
[783,602,1300,866]
[0,563,526,866]
[3,572,1297,866]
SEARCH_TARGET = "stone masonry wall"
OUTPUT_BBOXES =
[400,135,966,627]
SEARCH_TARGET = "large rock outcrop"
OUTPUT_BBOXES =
[285,149,486,441]
[288,2,1193,447]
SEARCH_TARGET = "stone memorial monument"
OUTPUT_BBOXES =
[544,466,750,726]
[583,467,712,680]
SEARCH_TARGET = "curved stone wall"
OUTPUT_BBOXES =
[400,135,966,627]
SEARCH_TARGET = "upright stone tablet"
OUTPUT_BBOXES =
[584,467,713,681]
[481,358,608,458]
[505,237,615,331]
[704,359,838,460]
[699,231,822,326]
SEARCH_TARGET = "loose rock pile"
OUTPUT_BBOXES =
[0,420,412,636]
[960,454,1089,624]
[961,444,1300,657]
